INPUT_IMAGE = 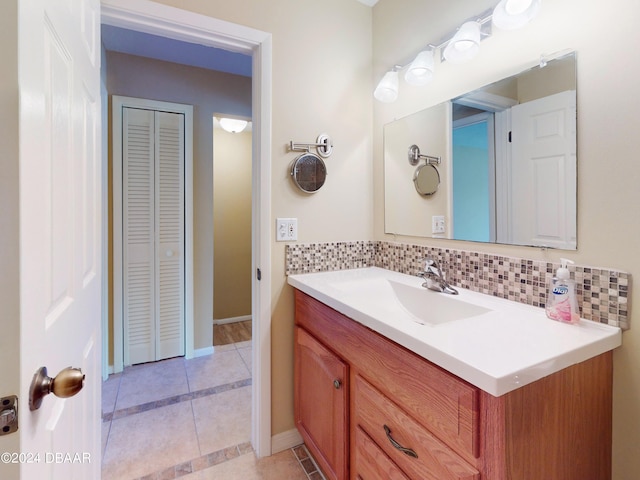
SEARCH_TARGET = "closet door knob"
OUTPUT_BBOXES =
[166,249,174,257]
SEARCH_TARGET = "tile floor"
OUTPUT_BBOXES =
[101,340,323,479]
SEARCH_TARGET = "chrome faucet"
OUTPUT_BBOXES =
[417,258,459,295]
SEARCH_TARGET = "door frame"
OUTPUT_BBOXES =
[101,0,273,457]
[112,96,194,369]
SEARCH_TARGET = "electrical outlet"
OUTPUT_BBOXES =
[432,215,445,234]
[276,218,298,241]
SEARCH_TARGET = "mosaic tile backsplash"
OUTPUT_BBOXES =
[286,241,631,330]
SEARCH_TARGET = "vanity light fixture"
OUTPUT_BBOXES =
[218,117,248,133]
[405,50,435,86]
[442,21,482,64]
[373,0,542,102]
[492,0,541,30]
[373,67,400,103]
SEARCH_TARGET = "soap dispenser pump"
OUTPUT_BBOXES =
[545,258,579,324]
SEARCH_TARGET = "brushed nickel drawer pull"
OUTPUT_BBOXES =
[384,424,418,459]
[333,379,342,389]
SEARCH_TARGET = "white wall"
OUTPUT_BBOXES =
[372,1,640,478]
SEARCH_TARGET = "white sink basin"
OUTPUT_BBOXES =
[388,280,491,325]
[325,275,491,325]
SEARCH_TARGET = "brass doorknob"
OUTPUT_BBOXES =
[29,366,85,411]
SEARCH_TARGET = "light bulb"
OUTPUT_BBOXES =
[492,0,541,30]
[506,0,533,15]
[443,22,481,64]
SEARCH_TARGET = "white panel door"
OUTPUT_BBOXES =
[18,0,102,478]
[122,107,185,365]
[510,90,577,249]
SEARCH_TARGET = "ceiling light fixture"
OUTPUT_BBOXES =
[373,0,542,103]
[218,117,248,133]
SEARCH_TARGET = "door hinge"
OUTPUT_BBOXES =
[0,395,18,436]
[256,268,262,281]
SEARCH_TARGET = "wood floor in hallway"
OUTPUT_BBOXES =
[214,319,252,346]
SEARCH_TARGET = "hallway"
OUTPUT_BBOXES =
[101,339,321,479]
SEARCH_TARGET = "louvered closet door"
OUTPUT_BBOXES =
[123,107,185,365]
[155,111,185,360]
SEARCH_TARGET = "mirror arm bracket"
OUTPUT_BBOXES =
[408,144,441,166]
[289,134,333,158]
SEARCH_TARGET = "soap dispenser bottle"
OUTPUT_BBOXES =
[545,258,580,324]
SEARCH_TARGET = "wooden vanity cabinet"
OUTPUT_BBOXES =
[294,325,348,480]
[294,289,614,480]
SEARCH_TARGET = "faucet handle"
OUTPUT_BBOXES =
[420,257,432,266]
[424,258,440,271]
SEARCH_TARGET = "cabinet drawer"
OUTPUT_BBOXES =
[353,426,409,480]
[353,374,479,480]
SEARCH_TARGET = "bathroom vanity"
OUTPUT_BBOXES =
[289,268,621,480]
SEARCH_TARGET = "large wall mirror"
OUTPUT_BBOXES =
[384,52,577,250]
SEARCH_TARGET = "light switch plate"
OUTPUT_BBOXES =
[276,218,298,241]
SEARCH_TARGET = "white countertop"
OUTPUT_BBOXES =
[288,267,622,397]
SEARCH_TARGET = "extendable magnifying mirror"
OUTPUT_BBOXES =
[408,144,441,195]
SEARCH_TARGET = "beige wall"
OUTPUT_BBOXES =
[384,102,451,237]
[106,51,252,354]
[372,0,640,478]
[213,128,252,320]
[0,0,20,476]
[114,0,374,436]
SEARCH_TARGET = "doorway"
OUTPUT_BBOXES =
[452,112,496,243]
[101,0,272,457]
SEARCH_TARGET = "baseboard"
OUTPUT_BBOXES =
[271,428,303,455]
[213,315,252,326]
[193,346,214,358]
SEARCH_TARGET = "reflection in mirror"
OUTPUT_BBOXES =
[384,52,577,249]
[291,153,327,193]
[413,164,440,196]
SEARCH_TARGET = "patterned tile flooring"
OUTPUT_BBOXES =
[101,340,321,479]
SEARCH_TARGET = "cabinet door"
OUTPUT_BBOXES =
[295,327,348,480]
